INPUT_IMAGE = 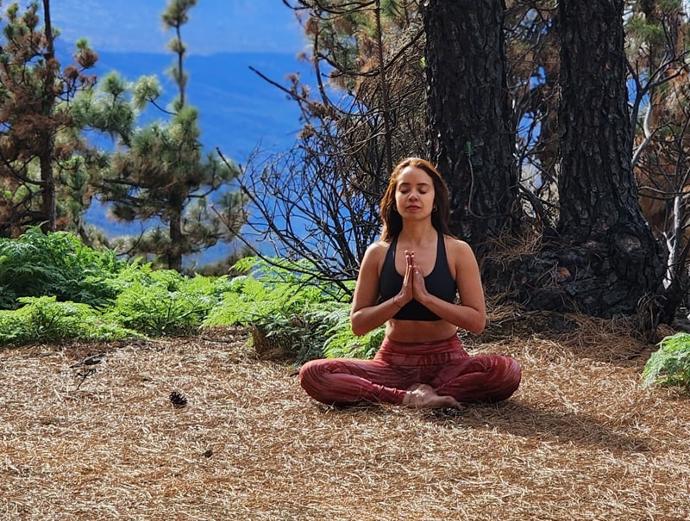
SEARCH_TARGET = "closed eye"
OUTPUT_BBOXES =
[399,189,429,194]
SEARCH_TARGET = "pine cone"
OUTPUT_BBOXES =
[169,391,188,408]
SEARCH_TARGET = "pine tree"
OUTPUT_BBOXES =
[92,0,245,271]
[284,0,687,325]
[0,0,110,238]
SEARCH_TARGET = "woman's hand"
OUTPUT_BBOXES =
[409,252,430,304]
[395,250,415,308]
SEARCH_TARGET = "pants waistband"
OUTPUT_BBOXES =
[376,334,468,365]
[381,334,462,353]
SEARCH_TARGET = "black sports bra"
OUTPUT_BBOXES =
[378,232,457,321]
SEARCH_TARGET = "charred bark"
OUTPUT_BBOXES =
[422,0,521,255]
[486,0,666,325]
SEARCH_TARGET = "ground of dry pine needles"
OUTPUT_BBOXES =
[1,315,689,521]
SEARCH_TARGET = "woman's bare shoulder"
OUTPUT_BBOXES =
[444,236,475,260]
[363,240,390,263]
[357,241,390,278]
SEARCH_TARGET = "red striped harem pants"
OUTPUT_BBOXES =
[299,335,521,406]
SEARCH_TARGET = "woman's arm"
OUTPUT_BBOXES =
[350,243,413,336]
[413,240,486,334]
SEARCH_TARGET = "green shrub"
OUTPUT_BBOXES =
[95,259,230,337]
[0,231,377,357]
[319,305,384,360]
[0,229,235,342]
[642,332,690,391]
[108,280,216,336]
[0,296,142,346]
[203,272,331,362]
[0,227,123,309]
[204,257,347,328]
[100,261,178,294]
[203,257,378,363]
[102,260,231,299]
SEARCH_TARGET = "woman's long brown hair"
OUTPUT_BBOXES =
[379,157,452,242]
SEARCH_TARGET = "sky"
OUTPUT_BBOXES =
[51,0,308,55]
[48,0,314,161]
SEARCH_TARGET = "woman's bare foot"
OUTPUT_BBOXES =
[403,384,462,409]
[407,383,434,394]
[402,384,427,408]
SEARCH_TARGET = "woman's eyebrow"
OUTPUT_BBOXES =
[398,182,431,187]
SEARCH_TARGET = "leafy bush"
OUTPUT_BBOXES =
[203,273,332,362]
[0,296,142,346]
[0,228,235,342]
[319,305,385,360]
[0,230,376,358]
[204,257,378,363]
[642,332,690,391]
[204,258,347,327]
[0,227,123,309]
[108,280,217,336]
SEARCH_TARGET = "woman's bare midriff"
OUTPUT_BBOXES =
[385,318,459,343]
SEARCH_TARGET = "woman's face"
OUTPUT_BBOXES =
[394,166,436,220]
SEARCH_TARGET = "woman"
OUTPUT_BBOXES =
[299,158,521,409]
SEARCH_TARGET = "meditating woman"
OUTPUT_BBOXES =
[299,157,521,409]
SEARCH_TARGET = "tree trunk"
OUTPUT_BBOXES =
[39,151,56,232]
[485,0,666,326]
[556,0,664,315]
[40,0,56,232]
[169,204,183,271]
[422,0,520,254]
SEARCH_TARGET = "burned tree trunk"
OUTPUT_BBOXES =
[486,0,665,324]
[422,0,521,254]
[552,0,664,316]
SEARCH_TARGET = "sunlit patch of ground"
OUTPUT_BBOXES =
[1,321,689,520]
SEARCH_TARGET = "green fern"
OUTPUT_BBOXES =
[0,226,123,309]
[0,296,142,346]
[307,305,384,360]
[203,257,364,363]
[642,332,690,391]
[204,257,349,328]
[108,281,214,336]
[0,233,369,357]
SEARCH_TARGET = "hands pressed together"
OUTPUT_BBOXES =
[396,250,430,308]
[393,251,462,410]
